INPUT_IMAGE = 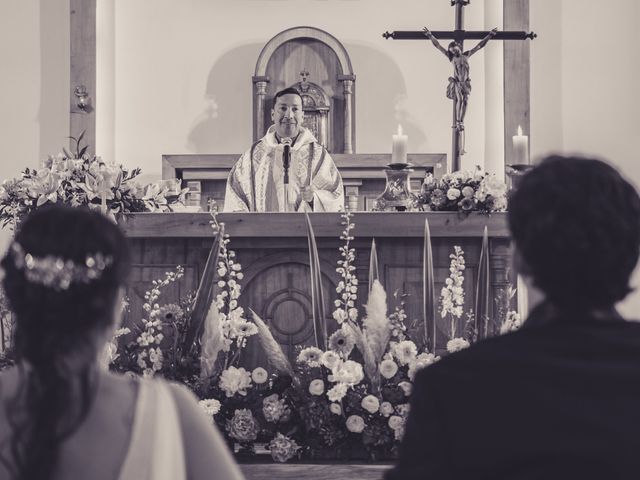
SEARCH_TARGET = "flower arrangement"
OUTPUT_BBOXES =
[418,166,508,213]
[271,211,440,461]
[0,133,186,229]
[0,202,521,463]
[103,210,526,463]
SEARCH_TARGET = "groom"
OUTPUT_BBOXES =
[386,155,640,478]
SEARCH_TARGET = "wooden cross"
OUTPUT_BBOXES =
[383,0,536,172]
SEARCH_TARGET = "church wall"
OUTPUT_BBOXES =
[0,0,70,252]
[100,0,490,179]
[1,1,639,317]
[530,0,640,317]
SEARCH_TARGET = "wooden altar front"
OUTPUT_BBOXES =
[120,212,513,367]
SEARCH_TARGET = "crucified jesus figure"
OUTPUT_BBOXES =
[423,27,498,133]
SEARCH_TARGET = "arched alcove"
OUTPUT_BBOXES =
[252,26,356,153]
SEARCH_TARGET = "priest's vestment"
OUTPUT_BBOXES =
[223,126,344,212]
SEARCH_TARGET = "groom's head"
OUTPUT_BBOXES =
[508,155,640,310]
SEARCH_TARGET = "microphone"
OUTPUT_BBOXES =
[281,137,292,185]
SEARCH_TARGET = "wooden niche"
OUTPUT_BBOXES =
[253,26,356,153]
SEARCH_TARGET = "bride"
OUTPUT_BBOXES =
[0,206,244,480]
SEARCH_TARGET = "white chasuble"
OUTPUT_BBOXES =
[223,126,344,212]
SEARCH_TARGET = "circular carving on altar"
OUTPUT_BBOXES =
[263,288,315,345]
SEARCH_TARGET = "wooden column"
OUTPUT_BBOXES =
[253,77,269,141]
[70,0,96,153]
[339,75,355,154]
[503,0,531,165]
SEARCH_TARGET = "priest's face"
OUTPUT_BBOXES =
[272,93,304,139]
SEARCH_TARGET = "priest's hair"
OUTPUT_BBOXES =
[508,155,640,310]
[273,87,302,107]
[0,205,131,480]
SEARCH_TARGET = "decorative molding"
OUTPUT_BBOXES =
[254,26,354,77]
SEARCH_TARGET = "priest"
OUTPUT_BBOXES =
[223,88,344,212]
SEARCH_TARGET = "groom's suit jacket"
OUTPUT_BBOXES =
[386,303,640,480]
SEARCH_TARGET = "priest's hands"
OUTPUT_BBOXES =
[301,186,315,203]
[422,27,432,39]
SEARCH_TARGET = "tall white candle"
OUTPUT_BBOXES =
[512,125,529,164]
[392,124,408,164]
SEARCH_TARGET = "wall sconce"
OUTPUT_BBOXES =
[74,85,91,111]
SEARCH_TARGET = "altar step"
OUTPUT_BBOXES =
[240,463,391,480]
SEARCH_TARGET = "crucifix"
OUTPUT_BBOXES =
[383,0,536,172]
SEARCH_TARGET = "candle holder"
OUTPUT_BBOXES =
[505,164,533,191]
[372,163,418,211]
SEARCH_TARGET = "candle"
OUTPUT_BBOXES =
[512,125,529,164]
[392,124,408,164]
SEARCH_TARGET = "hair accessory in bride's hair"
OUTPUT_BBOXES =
[10,242,113,291]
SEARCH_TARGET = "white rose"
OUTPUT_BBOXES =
[346,415,366,433]
[251,367,268,384]
[309,379,325,396]
[361,395,380,414]
[388,415,404,430]
[446,188,461,200]
[380,401,394,417]
[379,359,399,379]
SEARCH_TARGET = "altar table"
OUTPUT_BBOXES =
[119,212,512,365]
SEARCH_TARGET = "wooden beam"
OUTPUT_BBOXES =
[503,0,531,165]
[118,212,510,239]
[70,0,96,154]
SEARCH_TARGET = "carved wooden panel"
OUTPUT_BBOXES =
[124,237,211,333]
[238,253,338,369]
[121,214,513,361]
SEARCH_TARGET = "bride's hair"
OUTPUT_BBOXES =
[0,205,130,479]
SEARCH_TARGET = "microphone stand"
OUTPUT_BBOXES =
[282,138,292,212]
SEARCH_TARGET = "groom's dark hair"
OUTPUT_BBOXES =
[508,155,640,309]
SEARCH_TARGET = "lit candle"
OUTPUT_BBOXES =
[512,125,529,164]
[392,124,408,164]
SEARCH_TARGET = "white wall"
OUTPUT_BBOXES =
[2,0,639,315]
[530,0,640,316]
[0,0,70,251]
[98,0,493,177]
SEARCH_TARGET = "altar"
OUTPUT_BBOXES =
[120,211,512,365]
